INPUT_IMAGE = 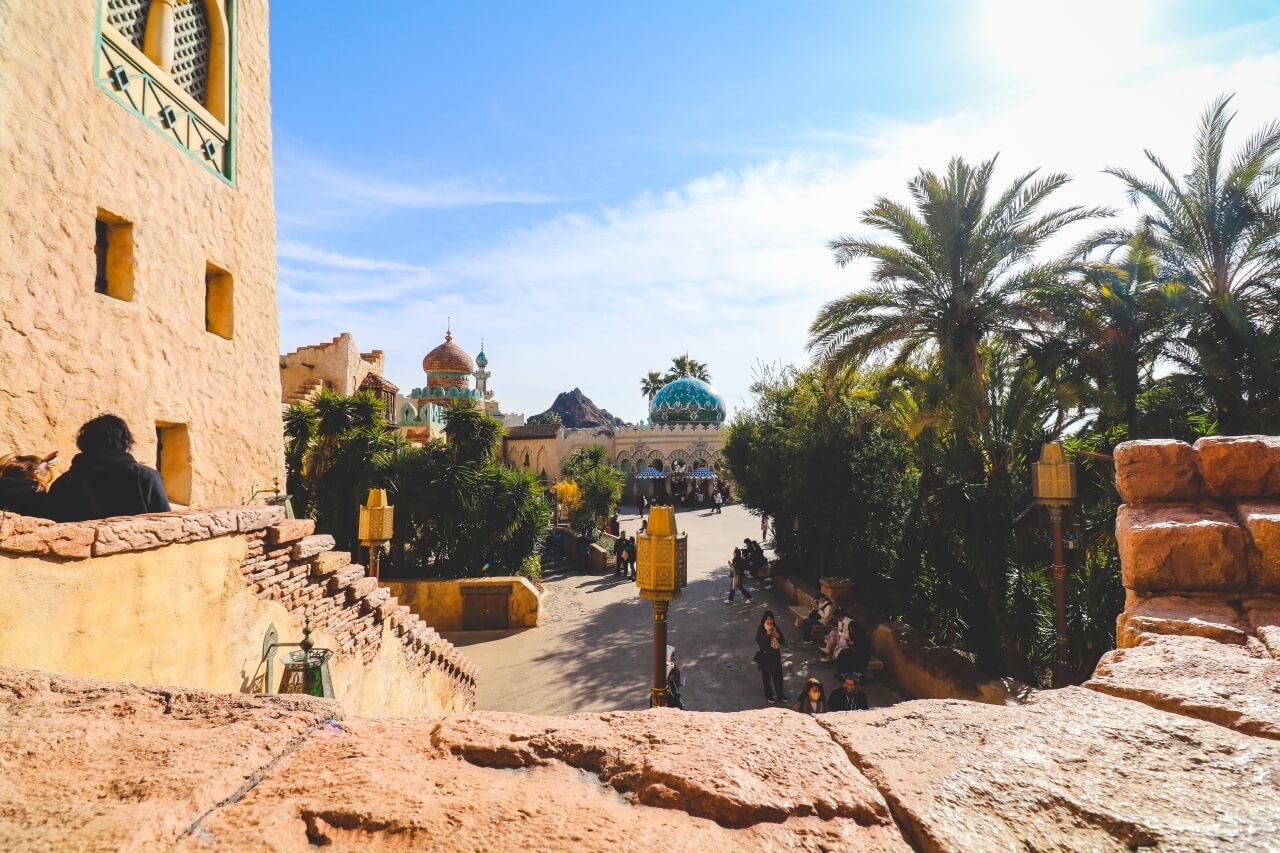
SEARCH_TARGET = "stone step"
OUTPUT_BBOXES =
[312,550,352,577]
[327,564,367,592]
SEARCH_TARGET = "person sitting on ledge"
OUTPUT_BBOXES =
[792,677,828,715]
[0,452,56,517]
[47,415,170,522]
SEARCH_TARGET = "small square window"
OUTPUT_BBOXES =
[205,262,233,339]
[155,423,192,506]
[94,209,134,301]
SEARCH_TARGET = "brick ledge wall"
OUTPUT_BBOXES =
[0,506,478,706]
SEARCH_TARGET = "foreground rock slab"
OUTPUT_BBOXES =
[819,688,1280,852]
[182,716,908,852]
[0,667,339,851]
[1088,634,1280,740]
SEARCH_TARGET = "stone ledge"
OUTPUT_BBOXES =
[1119,595,1250,647]
[1088,634,1280,740]
[1114,439,1202,504]
[291,534,335,561]
[0,513,95,559]
[265,518,315,545]
[1116,504,1250,593]
[1195,435,1280,501]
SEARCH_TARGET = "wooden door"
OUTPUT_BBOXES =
[461,586,511,630]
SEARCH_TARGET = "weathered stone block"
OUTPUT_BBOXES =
[177,509,239,541]
[1195,435,1280,501]
[1120,595,1249,646]
[312,550,351,576]
[291,534,335,561]
[1237,503,1280,591]
[91,514,187,556]
[349,576,379,600]
[1088,634,1280,740]
[1114,439,1201,504]
[0,514,94,559]
[1243,598,1280,660]
[265,518,315,545]
[233,505,286,533]
[1116,504,1249,593]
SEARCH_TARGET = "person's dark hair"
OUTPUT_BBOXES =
[77,414,134,453]
[759,610,776,627]
[2,455,41,481]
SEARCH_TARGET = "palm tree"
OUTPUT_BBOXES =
[809,156,1107,422]
[667,354,710,382]
[1029,233,1175,437]
[640,370,666,400]
[1101,94,1280,432]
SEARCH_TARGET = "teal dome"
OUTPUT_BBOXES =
[649,376,726,425]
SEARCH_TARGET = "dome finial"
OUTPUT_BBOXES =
[446,317,452,343]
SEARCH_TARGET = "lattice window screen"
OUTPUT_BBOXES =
[171,0,212,106]
[105,0,149,50]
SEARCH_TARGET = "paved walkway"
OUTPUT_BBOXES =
[444,504,901,715]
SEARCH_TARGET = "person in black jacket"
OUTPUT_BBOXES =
[755,610,787,703]
[834,621,871,680]
[47,415,170,522]
[0,454,54,517]
[828,674,870,711]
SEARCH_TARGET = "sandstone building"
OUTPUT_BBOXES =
[0,0,282,506]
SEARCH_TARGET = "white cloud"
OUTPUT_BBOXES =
[278,25,1280,425]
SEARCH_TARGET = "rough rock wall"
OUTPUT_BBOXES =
[0,505,476,715]
[0,0,283,506]
[2,666,1278,851]
[1092,436,1280,740]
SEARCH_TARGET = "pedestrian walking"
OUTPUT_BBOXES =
[760,514,769,539]
[792,677,828,714]
[665,646,686,709]
[627,534,638,579]
[754,611,787,703]
[726,548,753,602]
[712,490,723,514]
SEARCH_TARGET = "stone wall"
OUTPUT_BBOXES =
[0,0,283,507]
[0,506,476,716]
[1091,436,1280,741]
[385,577,542,632]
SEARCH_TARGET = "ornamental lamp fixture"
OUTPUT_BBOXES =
[358,488,394,579]
[1031,442,1077,689]
[635,506,688,706]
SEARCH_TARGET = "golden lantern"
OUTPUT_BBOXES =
[1031,442,1077,689]
[635,506,688,707]
[358,489,394,579]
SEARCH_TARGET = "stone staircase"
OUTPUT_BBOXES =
[284,377,324,405]
[239,517,478,704]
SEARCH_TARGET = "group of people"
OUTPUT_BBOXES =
[612,532,638,579]
[0,415,171,522]
[754,608,871,713]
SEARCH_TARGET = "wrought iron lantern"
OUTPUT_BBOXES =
[1031,441,1078,688]
[259,613,334,699]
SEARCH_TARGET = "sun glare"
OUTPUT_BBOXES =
[979,0,1154,81]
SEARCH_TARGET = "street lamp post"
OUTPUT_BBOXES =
[1032,442,1078,688]
[634,505,688,706]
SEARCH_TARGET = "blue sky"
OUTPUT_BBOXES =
[271,1,1280,422]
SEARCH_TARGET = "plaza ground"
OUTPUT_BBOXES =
[444,504,901,714]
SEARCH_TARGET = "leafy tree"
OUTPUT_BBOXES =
[1101,94,1280,432]
[640,371,666,401]
[285,394,548,579]
[559,445,623,532]
[810,155,1106,434]
[667,354,711,382]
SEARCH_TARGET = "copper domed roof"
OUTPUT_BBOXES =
[422,331,475,374]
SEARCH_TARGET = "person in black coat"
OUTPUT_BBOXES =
[754,610,787,703]
[0,454,54,517]
[827,674,870,711]
[46,415,170,522]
